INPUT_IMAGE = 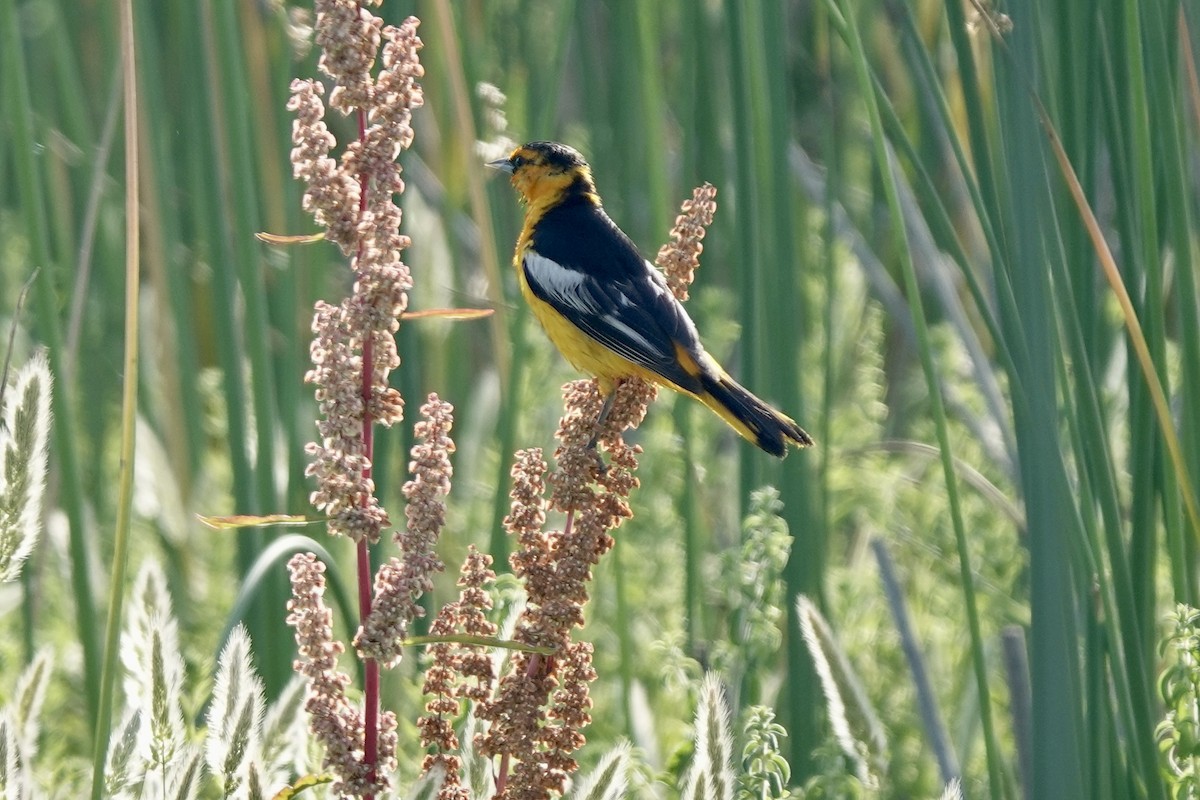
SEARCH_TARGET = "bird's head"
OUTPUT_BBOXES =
[487,141,598,207]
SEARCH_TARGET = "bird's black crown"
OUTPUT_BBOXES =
[521,141,589,170]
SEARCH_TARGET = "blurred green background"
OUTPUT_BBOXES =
[2,0,1199,797]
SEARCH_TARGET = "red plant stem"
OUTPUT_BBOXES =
[495,753,509,796]
[359,538,379,794]
[353,101,380,799]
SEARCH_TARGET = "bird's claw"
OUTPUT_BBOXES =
[586,434,608,477]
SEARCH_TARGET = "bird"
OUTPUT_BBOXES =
[488,141,813,457]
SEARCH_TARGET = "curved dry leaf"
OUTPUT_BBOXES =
[196,514,319,530]
[255,231,327,245]
[402,307,494,321]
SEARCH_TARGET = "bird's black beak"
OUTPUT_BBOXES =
[486,157,515,174]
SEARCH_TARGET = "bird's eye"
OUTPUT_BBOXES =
[510,155,525,168]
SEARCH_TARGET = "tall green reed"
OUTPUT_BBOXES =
[90,0,141,792]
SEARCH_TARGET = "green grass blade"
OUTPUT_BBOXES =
[0,0,101,728]
[827,1,1006,795]
[90,0,140,791]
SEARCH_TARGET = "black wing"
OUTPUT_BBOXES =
[524,199,704,393]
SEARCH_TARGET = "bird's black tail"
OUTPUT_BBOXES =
[697,369,814,457]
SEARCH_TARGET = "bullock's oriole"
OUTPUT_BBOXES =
[488,141,812,457]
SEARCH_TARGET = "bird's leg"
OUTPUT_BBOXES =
[586,387,619,452]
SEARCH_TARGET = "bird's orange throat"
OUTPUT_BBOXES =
[512,167,600,219]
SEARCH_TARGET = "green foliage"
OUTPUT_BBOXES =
[737,706,791,800]
[796,740,867,800]
[710,488,793,683]
[1158,605,1200,798]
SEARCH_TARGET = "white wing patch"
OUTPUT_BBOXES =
[525,250,661,355]
[523,251,601,316]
